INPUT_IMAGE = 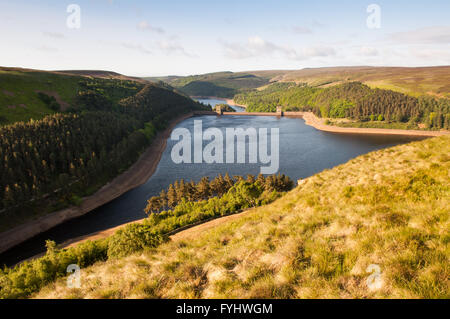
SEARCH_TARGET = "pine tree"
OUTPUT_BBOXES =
[197,177,211,199]
[213,174,227,196]
[167,184,177,208]
[257,173,266,186]
[159,189,167,208]
[176,179,187,201]
[145,196,161,215]
[224,173,234,189]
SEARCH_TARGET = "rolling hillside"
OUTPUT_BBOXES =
[145,71,276,98]
[234,81,450,130]
[0,67,146,125]
[277,66,450,99]
[147,66,450,99]
[54,70,148,83]
[0,67,84,125]
[28,135,449,299]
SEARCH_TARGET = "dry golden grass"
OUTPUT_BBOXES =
[277,66,450,98]
[34,136,450,299]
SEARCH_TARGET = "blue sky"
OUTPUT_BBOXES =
[1,0,449,76]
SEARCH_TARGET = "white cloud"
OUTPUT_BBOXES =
[302,46,336,58]
[42,31,65,39]
[122,43,152,55]
[137,21,165,34]
[221,36,336,61]
[359,46,379,56]
[221,36,280,59]
[36,45,58,52]
[388,26,450,44]
[158,40,195,57]
[409,47,450,60]
[312,20,326,28]
[292,26,313,34]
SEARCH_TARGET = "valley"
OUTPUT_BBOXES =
[0,66,448,300]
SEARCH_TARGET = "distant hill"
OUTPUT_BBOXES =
[234,81,450,130]
[0,67,85,125]
[267,66,450,99]
[0,67,145,125]
[55,70,148,83]
[3,65,448,126]
[144,71,277,98]
[146,66,450,99]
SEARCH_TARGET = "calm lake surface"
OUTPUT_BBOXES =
[196,98,246,112]
[0,102,426,265]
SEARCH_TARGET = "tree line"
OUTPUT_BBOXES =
[214,103,236,112]
[1,112,146,212]
[145,173,294,214]
[234,82,450,130]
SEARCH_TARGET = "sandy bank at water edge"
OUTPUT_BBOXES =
[301,112,449,137]
[0,112,200,255]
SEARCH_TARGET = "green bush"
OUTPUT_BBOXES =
[37,92,60,111]
[69,195,83,206]
[107,224,166,258]
[0,239,108,299]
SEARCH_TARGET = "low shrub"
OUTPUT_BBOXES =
[107,224,166,258]
[0,239,108,299]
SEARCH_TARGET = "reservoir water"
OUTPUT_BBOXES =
[195,98,246,112]
[0,100,426,265]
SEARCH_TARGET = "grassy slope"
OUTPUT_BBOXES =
[147,66,450,99]
[145,71,274,98]
[278,66,450,98]
[0,68,85,125]
[0,67,148,126]
[35,136,449,299]
[54,70,147,83]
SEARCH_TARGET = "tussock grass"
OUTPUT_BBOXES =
[34,136,450,299]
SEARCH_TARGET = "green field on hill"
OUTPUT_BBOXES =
[146,71,273,98]
[148,66,450,101]
[0,68,147,126]
[0,69,83,125]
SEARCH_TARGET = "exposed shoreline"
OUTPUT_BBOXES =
[300,112,449,137]
[193,96,448,136]
[0,111,200,255]
[223,98,247,108]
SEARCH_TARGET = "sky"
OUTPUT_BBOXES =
[1,0,449,76]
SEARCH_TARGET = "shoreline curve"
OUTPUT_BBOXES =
[0,111,212,255]
[299,112,449,137]
[191,96,448,137]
